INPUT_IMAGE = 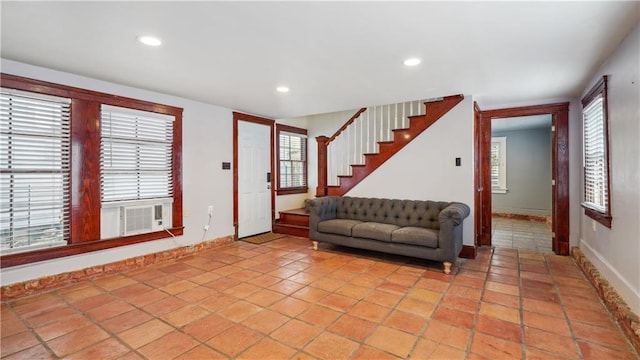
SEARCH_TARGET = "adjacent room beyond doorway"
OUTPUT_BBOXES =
[490,115,553,253]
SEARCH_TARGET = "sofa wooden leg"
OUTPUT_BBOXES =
[312,241,318,251]
[443,261,452,275]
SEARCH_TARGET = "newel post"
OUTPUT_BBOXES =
[316,135,329,197]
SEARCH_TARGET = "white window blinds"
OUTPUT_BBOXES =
[491,137,507,193]
[100,105,174,203]
[491,142,500,187]
[279,132,307,189]
[582,95,608,212]
[0,89,70,253]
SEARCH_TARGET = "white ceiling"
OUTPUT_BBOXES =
[1,2,638,119]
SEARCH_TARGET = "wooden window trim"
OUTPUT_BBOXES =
[584,207,612,228]
[0,73,183,268]
[276,124,308,195]
[277,187,308,196]
[581,76,612,228]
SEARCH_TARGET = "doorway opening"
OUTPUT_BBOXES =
[475,102,570,255]
[490,115,553,253]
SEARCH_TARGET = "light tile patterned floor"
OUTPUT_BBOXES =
[492,217,553,253]
[1,236,637,359]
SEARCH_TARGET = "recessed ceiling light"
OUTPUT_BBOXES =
[276,86,290,93]
[137,35,162,47]
[403,58,421,66]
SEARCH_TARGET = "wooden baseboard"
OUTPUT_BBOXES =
[1,235,234,301]
[492,212,550,223]
[459,245,476,259]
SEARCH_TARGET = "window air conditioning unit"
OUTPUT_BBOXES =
[121,203,166,236]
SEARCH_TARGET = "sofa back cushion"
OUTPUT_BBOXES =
[335,196,450,230]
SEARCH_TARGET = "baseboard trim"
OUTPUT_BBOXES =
[577,240,640,312]
[1,235,234,301]
[492,212,550,223]
[459,245,476,259]
[572,246,640,354]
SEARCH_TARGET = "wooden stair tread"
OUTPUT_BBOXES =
[273,224,308,238]
[273,209,309,237]
[274,220,307,228]
[278,208,308,216]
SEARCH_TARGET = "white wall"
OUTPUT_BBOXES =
[1,59,236,285]
[569,100,583,249]
[345,97,475,246]
[577,24,640,313]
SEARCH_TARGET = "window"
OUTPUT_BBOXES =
[0,89,71,254]
[582,76,611,227]
[491,136,507,193]
[0,73,183,267]
[101,106,174,202]
[276,124,307,195]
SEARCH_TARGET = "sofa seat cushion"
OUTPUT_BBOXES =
[352,222,400,242]
[318,219,363,236]
[391,227,439,248]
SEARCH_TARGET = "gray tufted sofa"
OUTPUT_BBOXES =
[307,196,470,274]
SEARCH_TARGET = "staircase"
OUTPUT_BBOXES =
[273,94,464,237]
[273,208,309,237]
[316,94,464,196]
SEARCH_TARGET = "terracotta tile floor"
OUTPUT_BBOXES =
[492,217,553,253]
[2,236,638,359]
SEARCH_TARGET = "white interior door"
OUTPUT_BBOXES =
[238,121,272,238]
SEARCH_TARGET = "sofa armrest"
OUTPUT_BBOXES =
[439,202,471,226]
[307,196,338,232]
[438,202,471,262]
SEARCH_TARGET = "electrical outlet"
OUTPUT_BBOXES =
[208,205,214,217]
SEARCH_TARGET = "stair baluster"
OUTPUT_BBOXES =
[316,95,464,196]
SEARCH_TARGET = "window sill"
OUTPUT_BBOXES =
[277,187,308,195]
[492,188,508,194]
[0,227,184,268]
[582,205,612,228]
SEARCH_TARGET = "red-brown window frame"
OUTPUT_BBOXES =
[0,73,183,268]
[276,124,308,195]
[581,75,612,228]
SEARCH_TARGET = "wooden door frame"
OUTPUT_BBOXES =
[233,112,275,240]
[475,102,570,255]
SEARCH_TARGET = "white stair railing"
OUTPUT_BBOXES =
[326,99,427,186]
